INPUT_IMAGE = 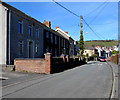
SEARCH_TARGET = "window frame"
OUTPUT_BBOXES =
[18,41,23,55]
[28,25,32,36]
[50,33,53,43]
[35,44,39,54]
[18,20,23,34]
[35,28,39,38]
[55,35,57,44]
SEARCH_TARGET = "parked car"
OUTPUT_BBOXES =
[97,56,106,62]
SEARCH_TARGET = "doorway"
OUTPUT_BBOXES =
[28,41,33,58]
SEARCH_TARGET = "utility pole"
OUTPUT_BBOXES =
[79,16,84,59]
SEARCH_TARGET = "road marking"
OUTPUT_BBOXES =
[98,64,103,66]
[0,77,8,80]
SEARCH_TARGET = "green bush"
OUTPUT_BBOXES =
[112,50,119,55]
[91,54,98,58]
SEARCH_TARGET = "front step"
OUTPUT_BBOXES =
[2,65,15,71]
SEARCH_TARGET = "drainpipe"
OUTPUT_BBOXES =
[8,10,11,65]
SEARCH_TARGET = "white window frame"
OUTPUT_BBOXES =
[35,44,39,53]
[18,41,23,55]
[18,20,23,34]
[28,25,32,36]
[35,28,39,38]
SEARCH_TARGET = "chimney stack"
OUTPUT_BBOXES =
[56,26,59,29]
[43,20,51,28]
[65,32,68,34]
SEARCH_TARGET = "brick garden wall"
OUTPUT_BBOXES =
[110,54,119,64]
[14,53,86,74]
[51,57,86,73]
[14,53,51,74]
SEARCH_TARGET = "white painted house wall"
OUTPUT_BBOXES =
[0,3,7,65]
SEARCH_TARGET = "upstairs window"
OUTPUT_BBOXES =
[35,29,39,38]
[28,25,32,36]
[61,38,63,47]
[51,33,53,43]
[18,20,23,34]
[46,31,49,38]
[65,40,67,47]
[55,35,57,44]
[64,40,66,47]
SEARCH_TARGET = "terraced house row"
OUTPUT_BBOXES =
[0,1,79,66]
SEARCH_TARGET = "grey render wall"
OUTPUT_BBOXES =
[6,8,44,64]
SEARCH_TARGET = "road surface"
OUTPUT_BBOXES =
[2,61,113,98]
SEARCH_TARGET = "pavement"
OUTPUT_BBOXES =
[107,61,118,99]
[1,61,115,98]
[1,70,48,88]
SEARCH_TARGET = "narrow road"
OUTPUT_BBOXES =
[2,61,113,98]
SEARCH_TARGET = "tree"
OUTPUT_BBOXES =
[79,16,84,59]
[79,30,84,58]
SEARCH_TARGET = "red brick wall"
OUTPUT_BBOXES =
[14,53,86,74]
[15,59,48,74]
[14,53,51,74]
[110,54,118,64]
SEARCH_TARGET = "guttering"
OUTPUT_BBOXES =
[8,10,11,65]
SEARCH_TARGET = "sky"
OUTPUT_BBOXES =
[6,1,118,41]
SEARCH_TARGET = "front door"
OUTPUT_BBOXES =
[28,41,33,58]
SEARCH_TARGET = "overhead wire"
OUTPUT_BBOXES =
[83,1,110,39]
[52,0,80,18]
[52,0,110,41]
[84,0,109,17]
[87,1,110,25]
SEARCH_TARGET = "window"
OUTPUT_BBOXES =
[28,25,32,36]
[61,38,63,47]
[64,39,66,47]
[55,35,57,44]
[55,48,57,56]
[50,47,52,53]
[35,29,39,38]
[18,20,22,34]
[46,31,49,38]
[66,41,68,48]
[51,33,53,43]
[35,44,39,53]
[46,46,49,53]
[18,41,23,55]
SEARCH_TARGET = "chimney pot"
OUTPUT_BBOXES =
[56,26,59,29]
[65,32,68,34]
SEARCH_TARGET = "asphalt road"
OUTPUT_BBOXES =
[2,61,113,98]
